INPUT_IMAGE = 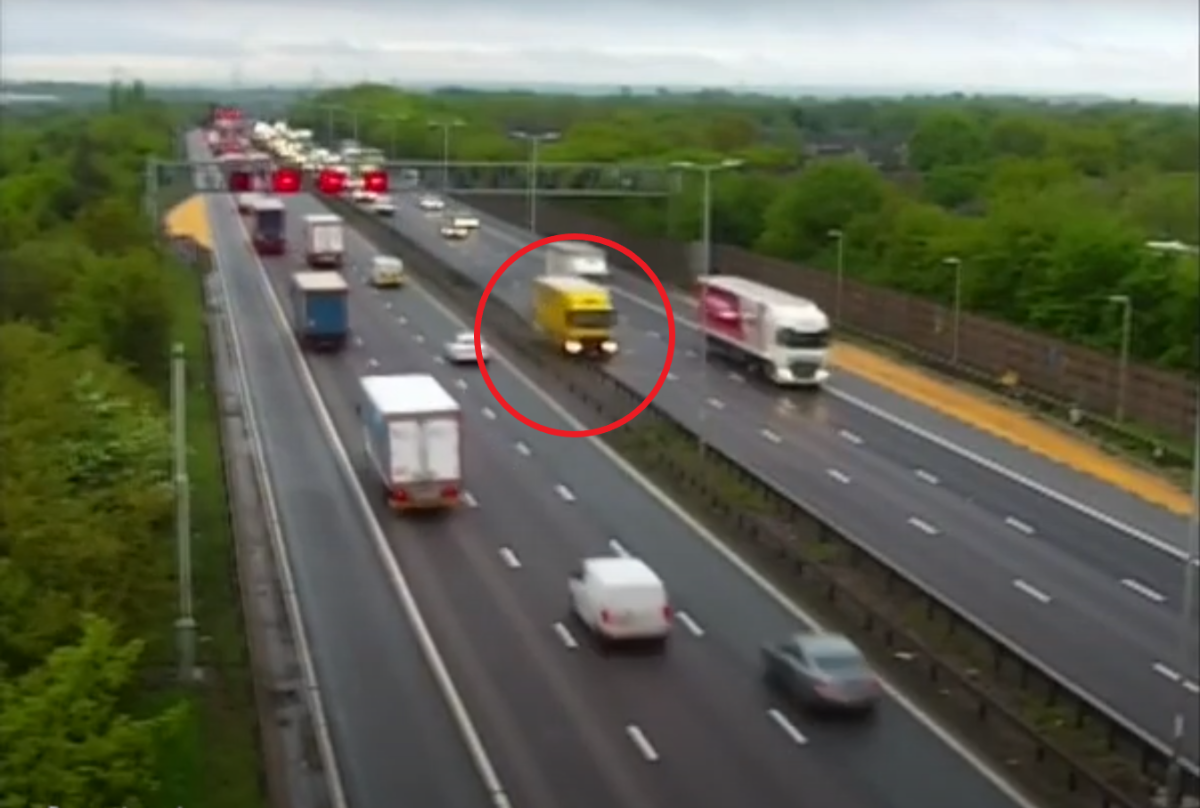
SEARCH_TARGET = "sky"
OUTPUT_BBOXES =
[3,0,1198,101]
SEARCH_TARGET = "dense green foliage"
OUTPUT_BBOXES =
[296,86,1199,370]
[0,89,245,807]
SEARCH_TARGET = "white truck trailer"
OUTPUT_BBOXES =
[545,240,609,281]
[303,213,345,269]
[697,275,831,387]
[359,374,463,512]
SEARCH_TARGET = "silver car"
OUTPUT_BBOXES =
[762,632,881,714]
[443,331,490,364]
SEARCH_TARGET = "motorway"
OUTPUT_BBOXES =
[360,188,1200,762]
[198,140,1042,806]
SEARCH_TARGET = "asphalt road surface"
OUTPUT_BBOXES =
[356,187,1200,762]
[218,181,1040,808]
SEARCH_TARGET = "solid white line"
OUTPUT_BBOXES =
[554,484,576,502]
[767,708,809,745]
[914,469,940,485]
[838,429,863,445]
[609,539,631,557]
[1121,578,1166,603]
[552,621,578,649]
[761,428,782,444]
[482,407,496,420]
[625,725,660,762]
[706,397,725,410]
[462,491,478,508]
[826,469,852,484]
[907,517,939,535]
[1004,516,1035,535]
[229,197,514,808]
[1013,579,1052,604]
[675,610,704,637]
[498,547,521,569]
[515,441,531,456]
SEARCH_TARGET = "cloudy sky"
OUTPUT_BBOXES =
[3,0,1197,101]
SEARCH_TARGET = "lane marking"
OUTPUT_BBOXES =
[515,441,531,456]
[907,517,939,535]
[826,469,851,484]
[838,429,864,445]
[398,315,408,325]
[914,469,940,485]
[1004,516,1035,535]
[434,356,445,364]
[647,330,659,339]
[625,725,660,762]
[675,610,704,637]
[554,484,576,502]
[1121,578,1166,603]
[729,372,745,383]
[462,491,478,508]
[353,336,364,347]
[1013,579,1052,604]
[482,407,496,420]
[761,428,782,444]
[706,397,726,410]
[414,334,426,344]
[384,301,393,309]
[367,358,379,368]
[609,539,631,557]
[767,708,809,745]
[667,372,679,381]
[454,378,468,390]
[498,547,522,569]
[552,621,578,649]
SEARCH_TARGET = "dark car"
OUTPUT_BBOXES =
[762,632,881,714]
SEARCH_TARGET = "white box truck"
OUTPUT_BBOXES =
[697,275,832,387]
[545,240,609,281]
[303,213,345,269]
[359,374,463,511]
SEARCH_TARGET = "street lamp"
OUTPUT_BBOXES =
[828,228,846,322]
[511,130,560,233]
[943,256,963,364]
[319,104,339,145]
[670,158,745,456]
[1106,294,1133,422]
[428,120,465,192]
[379,113,408,160]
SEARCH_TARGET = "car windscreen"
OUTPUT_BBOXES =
[567,310,616,329]
[811,649,867,675]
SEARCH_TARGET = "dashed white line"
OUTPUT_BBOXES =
[552,622,578,649]
[1152,663,1198,694]
[1012,579,1052,604]
[647,330,659,339]
[461,491,478,508]
[760,428,782,444]
[1121,578,1166,603]
[482,407,496,420]
[686,348,698,358]
[353,336,364,347]
[907,517,939,535]
[367,358,380,368]
[414,334,426,344]
[914,469,940,485]
[398,315,408,325]
[1004,516,1035,535]
[514,441,531,456]
[609,539,631,557]
[706,397,726,410]
[767,709,809,745]
[454,378,468,390]
[838,429,864,445]
[826,469,851,484]
[384,301,393,310]
[729,372,745,383]
[434,356,446,364]
[675,610,705,637]
[498,547,522,569]
[554,484,576,502]
[625,725,660,762]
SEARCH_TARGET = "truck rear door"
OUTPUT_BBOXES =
[313,224,343,254]
[306,292,346,336]
[423,418,460,482]
[387,420,422,485]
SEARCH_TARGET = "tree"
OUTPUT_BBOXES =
[908,109,987,171]
[0,615,187,808]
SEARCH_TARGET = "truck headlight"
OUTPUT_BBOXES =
[564,340,582,354]
[601,341,618,353]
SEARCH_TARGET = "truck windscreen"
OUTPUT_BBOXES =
[776,328,831,349]
[257,209,285,236]
[567,310,616,329]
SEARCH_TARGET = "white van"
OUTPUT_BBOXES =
[369,255,405,288]
[569,557,672,649]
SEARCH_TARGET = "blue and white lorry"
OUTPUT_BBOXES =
[358,374,463,512]
[290,271,349,351]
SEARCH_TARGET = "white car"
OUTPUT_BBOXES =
[371,195,396,216]
[440,224,469,240]
[454,214,481,230]
[352,187,376,204]
[443,332,490,364]
[418,195,445,212]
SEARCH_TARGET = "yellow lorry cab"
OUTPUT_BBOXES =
[531,275,618,358]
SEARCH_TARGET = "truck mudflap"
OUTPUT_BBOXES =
[298,332,347,352]
[386,481,461,511]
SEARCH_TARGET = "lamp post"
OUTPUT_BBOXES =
[428,120,465,192]
[379,114,408,160]
[943,256,963,364]
[670,158,745,456]
[511,130,560,233]
[1106,294,1133,422]
[828,228,846,322]
[170,343,196,683]
[320,104,339,145]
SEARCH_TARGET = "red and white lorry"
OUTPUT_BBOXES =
[359,374,463,512]
[697,275,831,387]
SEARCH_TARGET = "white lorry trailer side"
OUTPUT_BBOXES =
[545,240,610,281]
[697,275,831,387]
[303,213,345,269]
[359,374,463,511]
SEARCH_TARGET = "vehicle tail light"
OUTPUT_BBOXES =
[272,168,301,193]
[317,169,346,195]
[229,170,252,192]
[599,609,612,624]
[363,170,388,193]
[392,489,409,503]
[662,605,673,621]
[440,485,459,501]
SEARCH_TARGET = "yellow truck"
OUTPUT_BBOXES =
[532,275,618,358]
